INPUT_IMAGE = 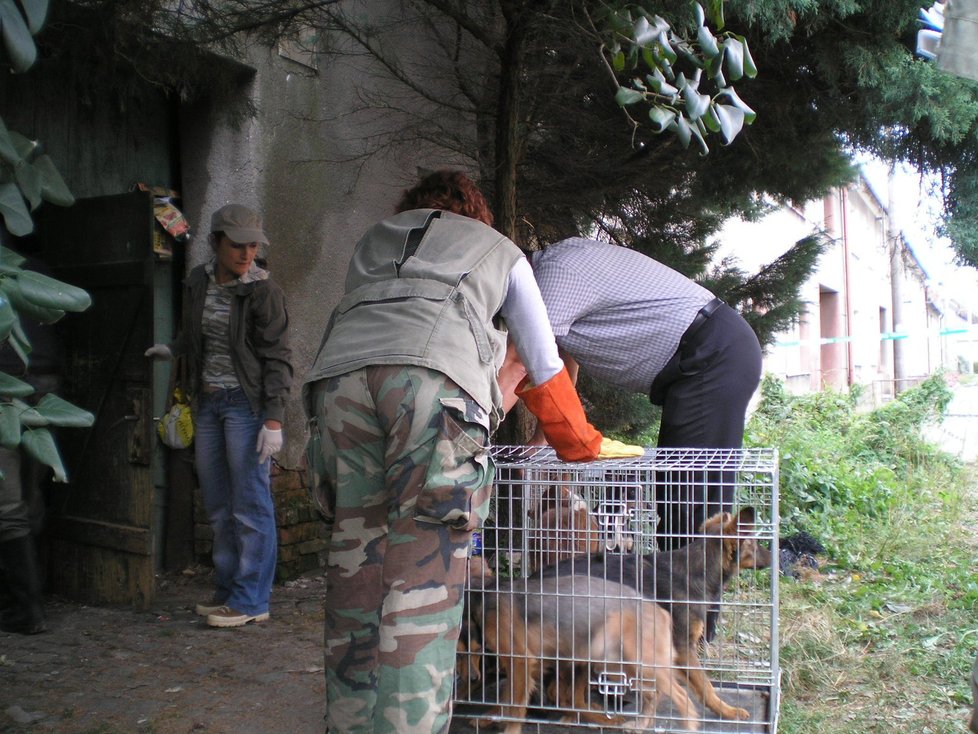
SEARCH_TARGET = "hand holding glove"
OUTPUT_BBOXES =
[144,344,173,360]
[598,437,645,459]
[256,426,283,464]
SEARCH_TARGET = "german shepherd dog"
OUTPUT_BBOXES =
[540,507,771,721]
[525,484,602,574]
[457,554,495,698]
[467,574,698,733]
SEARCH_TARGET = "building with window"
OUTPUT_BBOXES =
[718,170,977,403]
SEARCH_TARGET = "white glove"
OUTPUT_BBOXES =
[144,344,173,360]
[256,426,283,463]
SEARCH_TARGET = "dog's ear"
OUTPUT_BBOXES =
[716,511,740,535]
[736,506,757,532]
[699,511,730,533]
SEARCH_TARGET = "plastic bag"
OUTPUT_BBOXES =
[158,387,194,449]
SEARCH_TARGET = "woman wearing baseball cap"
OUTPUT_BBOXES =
[146,203,292,628]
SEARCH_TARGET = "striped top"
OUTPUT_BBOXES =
[529,237,713,392]
[201,261,269,389]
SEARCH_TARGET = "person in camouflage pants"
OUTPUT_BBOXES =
[306,365,493,734]
[303,170,608,733]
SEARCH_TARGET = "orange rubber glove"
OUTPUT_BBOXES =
[517,367,603,462]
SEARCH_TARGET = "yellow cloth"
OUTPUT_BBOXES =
[597,437,645,459]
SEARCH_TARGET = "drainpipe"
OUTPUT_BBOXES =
[840,187,855,386]
[888,169,906,393]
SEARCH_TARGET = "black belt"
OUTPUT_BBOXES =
[678,297,724,351]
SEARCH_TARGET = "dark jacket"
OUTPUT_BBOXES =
[173,264,292,423]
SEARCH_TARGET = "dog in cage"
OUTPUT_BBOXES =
[466,574,699,733]
[524,482,643,575]
[540,506,771,722]
[456,554,496,699]
[524,484,602,574]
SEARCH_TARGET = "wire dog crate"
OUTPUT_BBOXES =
[451,446,780,734]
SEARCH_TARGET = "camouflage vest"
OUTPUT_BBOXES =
[305,209,522,429]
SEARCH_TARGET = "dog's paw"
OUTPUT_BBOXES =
[723,705,750,721]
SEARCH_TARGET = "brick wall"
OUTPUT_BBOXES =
[270,464,329,580]
[191,463,328,581]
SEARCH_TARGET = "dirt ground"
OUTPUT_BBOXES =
[0,570,581,734]
[1,568,770,734]
[0,567,327,734]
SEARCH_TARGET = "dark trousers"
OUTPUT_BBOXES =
[650,302,762,548]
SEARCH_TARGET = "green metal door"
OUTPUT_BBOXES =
[33,190,174,609]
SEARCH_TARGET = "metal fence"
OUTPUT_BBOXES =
[453,446,780,734]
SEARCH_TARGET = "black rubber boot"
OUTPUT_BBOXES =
[0,565,12,613]
[0,535,47,635]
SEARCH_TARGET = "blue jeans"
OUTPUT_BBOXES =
[194,387,277,616]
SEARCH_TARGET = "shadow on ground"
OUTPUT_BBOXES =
[1,568,326,733]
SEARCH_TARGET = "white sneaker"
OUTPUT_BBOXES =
[206,606,270,628]
[194,599,228,617]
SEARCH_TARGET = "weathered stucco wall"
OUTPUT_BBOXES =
[178,6,474,469]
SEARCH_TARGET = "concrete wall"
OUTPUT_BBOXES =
[177,6,476,468]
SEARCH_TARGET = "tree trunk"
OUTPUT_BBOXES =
[492,4,528,241]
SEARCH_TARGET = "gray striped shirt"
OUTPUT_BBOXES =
[529,237,713,392]
[201,260,270,389]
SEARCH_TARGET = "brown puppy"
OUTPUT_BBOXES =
[662,507,771,720]
[525,484,601,574]
[469,574,697,733]
[549,603,698,732]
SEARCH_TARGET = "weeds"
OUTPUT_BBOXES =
[748,373,977,733]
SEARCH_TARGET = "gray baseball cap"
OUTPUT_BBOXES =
[210,204,269,245]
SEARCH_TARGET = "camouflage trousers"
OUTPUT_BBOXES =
[305,365,494,734]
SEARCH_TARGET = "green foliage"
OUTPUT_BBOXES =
[0,0,48,73]
[0,119,74,237]
[596,1,757,153]
[0,0,93,481]
[730,0,978,265]
[746,373,963,563]
[777,459,976,733]
[578,370,660,441]
[759,369,975,732]
[0,254,94,481]
[0,1,70,237]
[940,156,978,266]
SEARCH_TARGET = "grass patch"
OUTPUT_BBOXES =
[748,374,978,733]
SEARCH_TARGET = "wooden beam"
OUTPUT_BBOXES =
[50,516,153,556]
